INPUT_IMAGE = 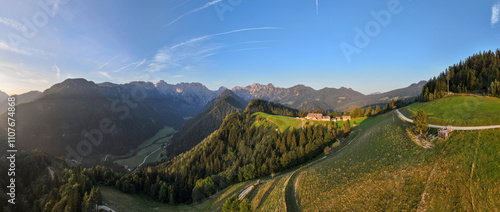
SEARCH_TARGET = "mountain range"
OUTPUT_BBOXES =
[0,79,424,160]
[231,81,426,112]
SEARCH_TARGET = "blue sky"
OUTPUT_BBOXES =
[0,0,499,95]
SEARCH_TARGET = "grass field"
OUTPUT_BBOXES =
[399,95,500,126]
[252,112,367,133]
[113,126,175,168]
[252,112,302,132]
[295,110,500,211]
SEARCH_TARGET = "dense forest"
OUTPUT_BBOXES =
[420,49,500,101]
[167,91,246,157]
[0,150,104,212]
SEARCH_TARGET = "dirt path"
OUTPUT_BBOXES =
[276,172,295,212]
[132,146,162,173]
[293,172,302,211]
[470,132,480,211]
[396,109,500,130]
[417,162,438,212]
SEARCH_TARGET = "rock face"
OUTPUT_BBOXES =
[231,81,425,112]
[155,80,225,106]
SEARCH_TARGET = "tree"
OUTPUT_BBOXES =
[240,199,251,212]
[364,106,372,117]
[413,109,428,135]
[159,182,169,203]
[222,195,240,212]
[324,146,332,155]
[374,105,381,115]
[343,121,351,135]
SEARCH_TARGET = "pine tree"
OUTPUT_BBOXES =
[413,109,428,135]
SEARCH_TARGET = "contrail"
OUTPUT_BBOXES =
[316,0,319,15]
[167,0,222,26]
[171,27,282,49]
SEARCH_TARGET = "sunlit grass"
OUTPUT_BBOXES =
[400,95,500,126]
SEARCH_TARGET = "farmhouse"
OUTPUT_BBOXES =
[438,126,453,139]
[342,116,351,120]
[306,113,331,121]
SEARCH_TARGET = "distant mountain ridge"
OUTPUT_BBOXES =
[0,90,7,102]
[0,91,41,114]
[231,81,425,112]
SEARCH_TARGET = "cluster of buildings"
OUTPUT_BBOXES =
[305,113,351,122]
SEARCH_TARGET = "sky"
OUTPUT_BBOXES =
[0,0,499,95]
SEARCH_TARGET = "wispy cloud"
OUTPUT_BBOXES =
[167,0,223,26]
[316,0,319,15]
[171,27,281,49]
[98,71,112,79]
[52,64,60,79]
[202,47,269,58]
[0,17,27,32]
[148,27,279,73]
[135,59,146,68]
[0,41,30,55]
[493,2,500,26]
[98,56,118,70]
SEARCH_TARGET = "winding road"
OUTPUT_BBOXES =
[396,109,500,130]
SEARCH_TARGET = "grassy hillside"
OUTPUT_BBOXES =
[252,112,302,132]
[252,112,367,133]
[294,110,500,211]
[399,95,500,126]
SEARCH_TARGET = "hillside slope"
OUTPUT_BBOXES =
[0,90,7,102]
[167,90,247,157]
[0,90,41,114]
[399,95,500,126]
[294,111,500,211]
[0,79,186,159]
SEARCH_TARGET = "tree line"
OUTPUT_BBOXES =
[420,49,500,101]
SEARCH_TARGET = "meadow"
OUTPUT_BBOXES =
[252,112,367,133]
[113,126,175,168]
[399,95,500,126]
[252,112,302,132]
[295,110,500,211]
